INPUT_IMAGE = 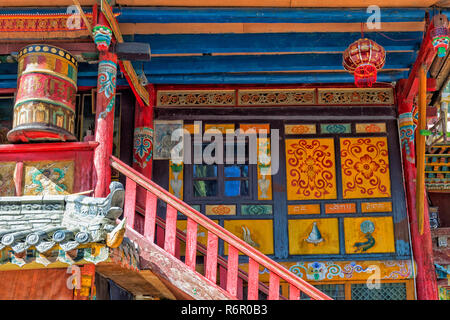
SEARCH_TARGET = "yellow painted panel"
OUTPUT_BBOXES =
[288,204,321,215]
[361,202,392,213]
[240,123,270,134]
[169,161,183,200]
[205,204,236,215]
[340,137,391,199]
[285,138,337,200]
[257,137,272,200]
[325,203,356,214]
[176,219,218,256]
[285,124,316,135]
[288,218,340,255]
[355,123,387,133]
[184,123,200,134]
[204,123,235,134]
[343,217,395,254]
[223,220,273,255]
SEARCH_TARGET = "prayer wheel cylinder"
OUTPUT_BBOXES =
[7,44,78,143]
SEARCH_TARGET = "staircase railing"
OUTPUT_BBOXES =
[110,155,332,300]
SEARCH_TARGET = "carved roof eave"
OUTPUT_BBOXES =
[0,182,126,255]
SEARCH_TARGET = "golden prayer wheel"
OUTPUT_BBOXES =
[7,44,78,143]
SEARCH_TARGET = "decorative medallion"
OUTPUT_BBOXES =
[285,138,337,200]
[355,123,386,133]
[92,24,113,52]
[241,205,272,216]
[320,123,351,134]
[340,137,391,199]
[133,126,154,169]
[205,204,236,215]
[285,124,316,135]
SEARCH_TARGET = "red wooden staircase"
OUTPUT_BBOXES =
[110,156,332,300]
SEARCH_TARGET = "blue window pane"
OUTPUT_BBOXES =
[224,180,249,197]
[224,165,249,177]
[225,180,240,196]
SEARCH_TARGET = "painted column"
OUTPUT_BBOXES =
[399,101,438,300]
[132,84,155,208]
[93,14,116,198]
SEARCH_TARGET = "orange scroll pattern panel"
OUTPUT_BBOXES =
[340,137,391,199]
[285,138,337,200]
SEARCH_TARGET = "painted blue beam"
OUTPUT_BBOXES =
[135,52,416,75]
[0,7,428,23]
[0,71,408,88]
[116,7,429,23]
[0,51,415,78]
[129,32,423,54]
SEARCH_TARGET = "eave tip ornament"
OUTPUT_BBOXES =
[343,38,386,88]
[92,24,113,52]
[431,14,450,58]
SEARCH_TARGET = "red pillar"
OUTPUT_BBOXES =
[399,99,438,300]
[93,51,117,198]
[132,84,155,208]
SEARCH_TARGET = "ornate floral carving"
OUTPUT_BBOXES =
[285,138,337,200]
[157,90,235,107]
[238,89,315,105]
[340,137,391,198]
[317,88,394,105]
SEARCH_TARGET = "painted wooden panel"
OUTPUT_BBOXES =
[23,160,74,195]
[223,219,274,255]
[340,137,391,199]
[320,123,351,134]
[169,161,183,200]
[325,203,356,214]
[288,218,340,255]
[239,260,413,283]
[241,204,272,215]
[0,162,16,196]
[317,88,394,105]
[153,120,183,160]
[285,138,337,200]
[257,137,272,200]
[361,201,392,213]
[205,204,236,215]
[288,204,321,215]
[284,124,316,135]
[239,123,270,134]
[184,123,200,134]
[204,123,235,133]
[355,123,387,133]
[343,217,395,254]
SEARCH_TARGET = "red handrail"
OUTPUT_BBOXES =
[110,155,332,300]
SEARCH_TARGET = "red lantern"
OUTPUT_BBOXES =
[343,38,386,88]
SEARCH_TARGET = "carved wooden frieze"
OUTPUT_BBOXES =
[238,88,315,106]
[157,90,235,107]
[317,88,394,105]
[0,182,125,255]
